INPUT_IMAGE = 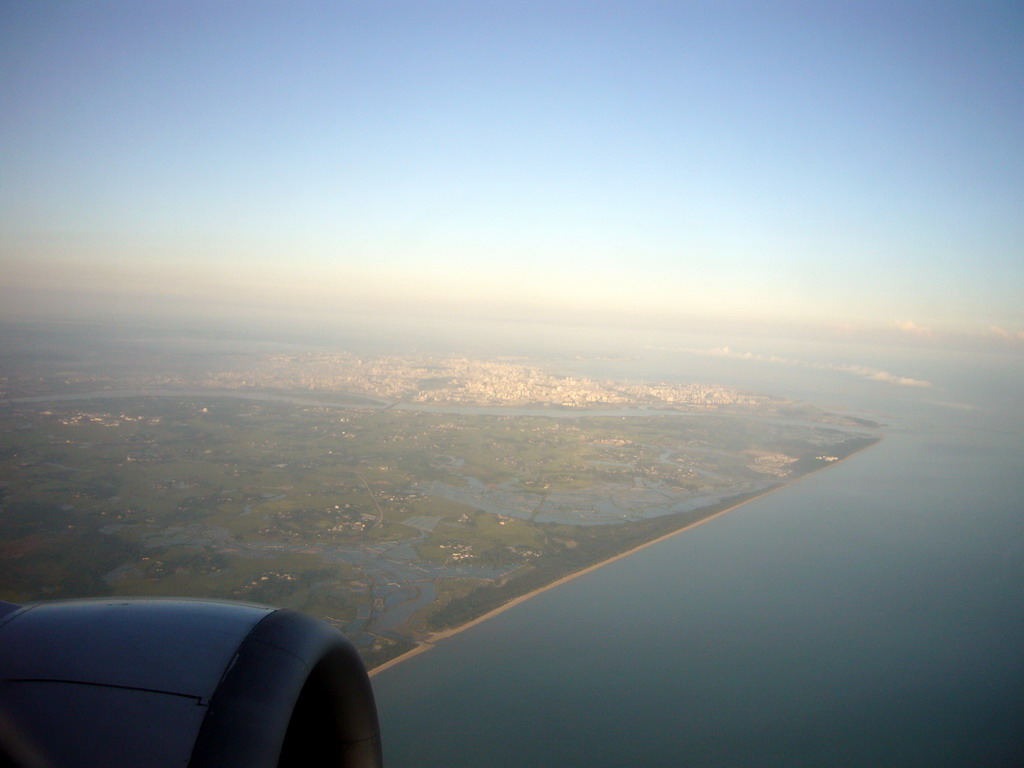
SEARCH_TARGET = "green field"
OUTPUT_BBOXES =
[0,393,877,667]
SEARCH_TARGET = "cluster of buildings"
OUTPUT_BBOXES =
[198,353,766,409]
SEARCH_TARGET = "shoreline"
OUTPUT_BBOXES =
[369,437,878,677]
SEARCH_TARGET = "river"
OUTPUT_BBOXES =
[370,339,1024,766]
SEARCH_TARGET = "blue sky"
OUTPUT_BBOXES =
[2,1,1022,343]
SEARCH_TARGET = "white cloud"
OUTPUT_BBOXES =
[894,319,932,337]
[987,326,1024,342]
[699,347,932,388]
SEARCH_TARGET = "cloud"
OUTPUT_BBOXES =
[931,400,976,411]
[699,347,932,388]
[894,319,932,337]
[987,326,1024,343]
[856,368,932,388]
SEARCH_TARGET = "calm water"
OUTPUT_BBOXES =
[371,341,1024,766]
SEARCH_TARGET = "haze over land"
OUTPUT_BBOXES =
[0,320,881,667]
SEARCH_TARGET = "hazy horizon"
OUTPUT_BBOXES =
[3,2,1023,350]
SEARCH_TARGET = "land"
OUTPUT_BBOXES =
[0,347,879,668]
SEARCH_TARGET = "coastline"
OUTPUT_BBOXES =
[368,437,878,677]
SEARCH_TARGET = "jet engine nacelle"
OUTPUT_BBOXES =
[0,598,382,768]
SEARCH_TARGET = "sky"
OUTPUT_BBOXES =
[1,1,1022,346]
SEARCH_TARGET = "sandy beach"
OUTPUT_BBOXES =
[368,443,877,677]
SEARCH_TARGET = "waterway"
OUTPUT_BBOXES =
[370,341,1024,766]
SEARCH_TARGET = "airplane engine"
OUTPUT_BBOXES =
[0,598,383,768]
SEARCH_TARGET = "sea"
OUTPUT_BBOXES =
[370,329,1024,767]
